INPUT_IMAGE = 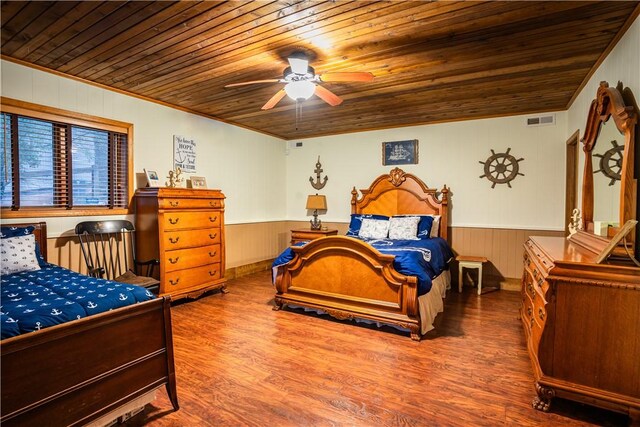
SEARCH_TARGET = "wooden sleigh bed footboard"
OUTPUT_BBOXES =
[274,168,450,341]
[0,222,178,426]
[274,236,423,339]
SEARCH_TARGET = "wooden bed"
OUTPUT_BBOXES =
[274,168,450,340]
[0,222,179,426]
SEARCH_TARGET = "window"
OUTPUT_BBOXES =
[1,98,132,217]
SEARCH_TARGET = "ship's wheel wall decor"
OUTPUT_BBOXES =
[593,140,623,186]
[479,148,524,188]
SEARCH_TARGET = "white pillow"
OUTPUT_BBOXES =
[1,234,41,275]
[429,215,441,238]
[388,216,420,240]
[358,218,390,239]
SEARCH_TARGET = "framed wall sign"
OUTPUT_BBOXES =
[173,135,196,173]
[382,140,418,165]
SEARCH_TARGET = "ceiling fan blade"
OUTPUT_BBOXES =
[314,85,343,106]
[225,79,280,88]
[261,89,287,110]
[319,72,374,82]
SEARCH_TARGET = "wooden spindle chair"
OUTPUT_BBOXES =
[75,220,160,292]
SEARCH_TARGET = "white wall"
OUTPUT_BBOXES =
[567,17,640,222]
[0,60,287,236]
[286,112,567,231]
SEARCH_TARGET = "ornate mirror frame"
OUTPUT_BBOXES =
[581,81,637,246]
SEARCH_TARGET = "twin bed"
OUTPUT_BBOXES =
[273,168,453,340]
[1,222,178,426]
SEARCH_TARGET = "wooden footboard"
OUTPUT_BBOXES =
[1,297,178,426]
[274,236,422,340]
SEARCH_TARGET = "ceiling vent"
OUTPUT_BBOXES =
[526,114,555,126]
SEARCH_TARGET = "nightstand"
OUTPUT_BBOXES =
[456,255,488,295]
[290,228,338,245]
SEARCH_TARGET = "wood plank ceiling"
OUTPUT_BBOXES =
[2,1,639,140]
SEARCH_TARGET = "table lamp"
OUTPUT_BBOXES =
[306,194,327,230]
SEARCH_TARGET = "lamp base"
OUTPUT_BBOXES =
[310,210,322,230]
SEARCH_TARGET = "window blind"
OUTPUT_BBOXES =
[0,112,129,210]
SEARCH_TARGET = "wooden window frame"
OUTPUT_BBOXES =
[0,97,133,218]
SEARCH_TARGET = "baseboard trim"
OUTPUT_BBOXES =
[226,259,274,280]
[498,277,521,292]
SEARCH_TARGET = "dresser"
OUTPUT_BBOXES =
[290,228,338,245]
[135,187,226,300]
[521,236,640,421]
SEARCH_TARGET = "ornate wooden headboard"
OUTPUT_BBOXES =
[350,168,449,241]
[2,222,48,262]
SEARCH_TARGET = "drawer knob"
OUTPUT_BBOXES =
[209,251,217,257]
[539,308,545,321]
[169,278,180,286]
[169,218,179,225]
[530,317,534,329]
[209,216,218,223]
[210,201,217,207]
[209,270,217,277]
[169,257,179,264]
[169,236,180,244]
[169,201,179,207]
[209,233,217,240]
[527,307,532,317]
[537,278,543,287]
[528,283,534,294]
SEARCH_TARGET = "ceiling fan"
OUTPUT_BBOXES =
[224,51,374,110]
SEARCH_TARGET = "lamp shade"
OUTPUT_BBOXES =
[306,194,327,210]
[285,80,315,101]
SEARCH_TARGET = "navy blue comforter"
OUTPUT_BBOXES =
[272,236,453,296]
[1,264,154,339]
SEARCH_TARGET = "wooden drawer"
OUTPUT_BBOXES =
[158,198,223,210]
[164,263,222,292]
[163,244,221,272]
[163,228,221,249]
[162,211,222,230]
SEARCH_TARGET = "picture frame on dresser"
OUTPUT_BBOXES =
[144,169,161,187]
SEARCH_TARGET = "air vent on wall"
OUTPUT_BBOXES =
[526,114,555,127]
[288,141,303,149]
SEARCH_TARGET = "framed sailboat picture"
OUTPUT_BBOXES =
[382,140,419,165]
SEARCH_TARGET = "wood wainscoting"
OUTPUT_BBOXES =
[42,221,563,286]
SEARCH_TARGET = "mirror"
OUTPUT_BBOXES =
[592,118,624,230]
[580,81,637,246]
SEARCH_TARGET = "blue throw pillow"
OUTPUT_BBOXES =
[392,215,434,239]
[346,214,389,236]
[1,225,47,266]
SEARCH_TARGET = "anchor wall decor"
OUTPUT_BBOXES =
[309,156,328,190]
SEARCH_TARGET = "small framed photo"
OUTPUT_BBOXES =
[144,169,161,187]
[382,139,419,165]
[189,176,207,188]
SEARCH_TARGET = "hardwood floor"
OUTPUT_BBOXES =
[130,271,626,426]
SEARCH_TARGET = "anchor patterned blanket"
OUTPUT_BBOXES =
[272,236,454,296]
[1,264,154,339]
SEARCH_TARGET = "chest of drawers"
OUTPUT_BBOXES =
[521,236,640,421]
[135,187,226,300]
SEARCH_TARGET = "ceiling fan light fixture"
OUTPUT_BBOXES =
[288,52,309,75]
[285,80,315,101]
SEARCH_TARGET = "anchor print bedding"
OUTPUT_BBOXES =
[1,264,154,339]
